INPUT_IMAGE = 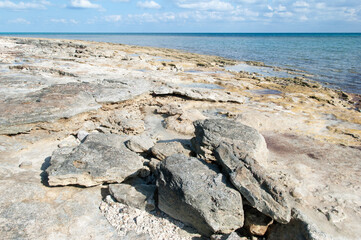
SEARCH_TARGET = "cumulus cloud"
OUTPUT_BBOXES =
[8,17,30,24]
[0,0,48,10]
[177,0,234,11]
[68,0,101,9]
[137,1,161,9]
[104,15,122,22]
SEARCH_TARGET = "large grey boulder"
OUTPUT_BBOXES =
[215,144,291,224]
[157,154,244,237]
[192,119,268,165]
[109,183,156,211]
[46,133,144,187]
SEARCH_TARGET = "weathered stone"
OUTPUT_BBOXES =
[125,135,155,153]
[157,154,244,236]
[216,144,291,224]
[164,109,206,135]
[77,130,89,142]
[211,232,245,240]
[109,183,156,211]
[58,135,79,148]
[192,119,268,165]
[244,205,273,236]
[151,141,191,160]
[46,133,144,187]
[148,158,161,172]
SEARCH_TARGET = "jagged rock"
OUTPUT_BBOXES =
[151,141,191,160]
[125,135,155,153]
[109,183,156,211]
[157,154,244,237]
[216,144,291,224]
[46,133,144,187]
[192,119,268,165]
[244,205,273,236]
[77,130,89,142]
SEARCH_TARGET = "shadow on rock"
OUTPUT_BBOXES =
[40,156,51,186]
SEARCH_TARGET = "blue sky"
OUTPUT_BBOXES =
[1,0,360,32]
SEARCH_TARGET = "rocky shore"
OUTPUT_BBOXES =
[0,37,360,239]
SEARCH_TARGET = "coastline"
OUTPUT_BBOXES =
[0,36,360,239]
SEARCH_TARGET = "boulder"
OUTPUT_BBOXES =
[157,154,244,236]
[216,144,291,224]
[125,135,155,153]
[109,183,156,211]
[46,133,144,187]
[151,141,191,160]
[192,119,268,165]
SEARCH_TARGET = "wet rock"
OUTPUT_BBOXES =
[244,206,273,236]
[157,154,244,236]
[216,144,291,224]
[125,135,155,153]
[151,141,191,160]
[46,133,144,187]
[109,183,156,211]
[192,119,268,165]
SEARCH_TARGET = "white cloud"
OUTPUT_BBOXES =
[177,0,234,12]
[137,1,161,9]
[8,17,30,24]
[0,0,48,10]
[51,18,78,24]
[104,15,122,22]
[293,1,309,8]
[69,0,101,9]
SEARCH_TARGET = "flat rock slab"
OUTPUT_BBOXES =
[192,119,268,165]
[157,154,244,237]
[46,133,144,187]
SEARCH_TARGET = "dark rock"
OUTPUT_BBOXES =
[46,133,144,187]
[157,154,244,236]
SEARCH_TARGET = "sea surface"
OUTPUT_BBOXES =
[1,33,360,94]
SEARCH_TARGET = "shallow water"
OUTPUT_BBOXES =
[1,33,360,94]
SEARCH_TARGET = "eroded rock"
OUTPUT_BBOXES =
[125,135,155,153]
[157,154,244,236]
[151,141,191,160]
[46,133,144,187]
[192,119,268,165]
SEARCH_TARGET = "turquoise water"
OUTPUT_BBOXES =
[1,33,360,94]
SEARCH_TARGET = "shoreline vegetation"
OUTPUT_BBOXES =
[0,36,360,239]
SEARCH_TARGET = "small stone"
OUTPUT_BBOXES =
[77,130,89,142]
[244,206,273,236]
[19,161,32,169]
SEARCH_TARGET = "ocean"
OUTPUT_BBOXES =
[1,33,360,94]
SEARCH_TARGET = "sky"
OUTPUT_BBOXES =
[0,0,360,32]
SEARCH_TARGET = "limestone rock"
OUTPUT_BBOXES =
[151,141,191,160]
[192,119,268,165]
[125,135,155,153]
[157,154,244,236]
[109,183,156,211]
[216,144,291,224]
[164,109,206,135]
[58,135,79,148]
[46,133,144,187]
[244,205,273,236]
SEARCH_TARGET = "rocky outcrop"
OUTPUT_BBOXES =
[46,133,144,187]
[109,183,156,211]
[192,119,268,165]
[157,154,244,236]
